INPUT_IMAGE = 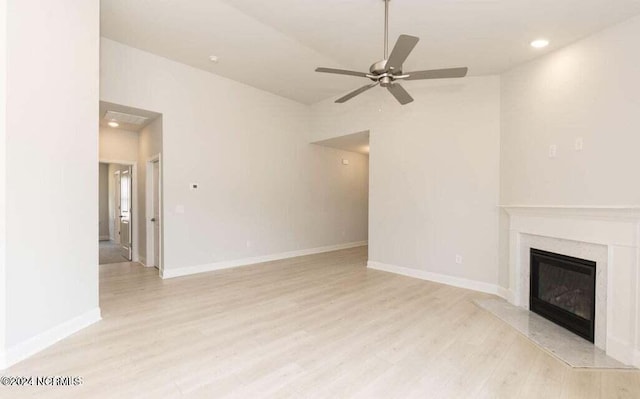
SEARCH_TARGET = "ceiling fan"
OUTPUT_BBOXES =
[315,0,468,105]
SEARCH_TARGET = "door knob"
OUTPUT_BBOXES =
[151,218,156,222]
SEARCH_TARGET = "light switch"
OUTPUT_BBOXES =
[575,138,584,151]
[342,159,350,165]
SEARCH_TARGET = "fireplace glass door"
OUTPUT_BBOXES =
[530,248,596,342]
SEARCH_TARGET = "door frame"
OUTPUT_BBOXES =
[113,169,121,243]
[100,159,139,263]
[146,154,163,276]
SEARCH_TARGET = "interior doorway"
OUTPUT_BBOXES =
[99,161,136,265]
[116,165,133,261]
[311,130,370,253]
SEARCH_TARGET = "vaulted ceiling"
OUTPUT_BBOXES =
[101,0,640,104]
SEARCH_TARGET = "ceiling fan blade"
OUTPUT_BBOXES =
[316,67,368,78]
[386,35,420,71]
[387,83,414,105]
[405,67,468,80]
[335,83,379,103]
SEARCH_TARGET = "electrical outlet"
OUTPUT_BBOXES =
[548,144,557,158]
[574,138,584,151]
[455,255,463,265]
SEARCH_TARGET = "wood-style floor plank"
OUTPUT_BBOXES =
[2,246,639,398]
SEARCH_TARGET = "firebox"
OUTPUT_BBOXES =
[530,248,596,342]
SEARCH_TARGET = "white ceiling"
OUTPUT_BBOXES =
[313,130,370,155]
[101,0,640,104]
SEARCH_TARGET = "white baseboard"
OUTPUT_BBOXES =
[497,287,514,303]
[606,335,635,367]
[162,241,368,279]
[367,260,505,297]
[0,307,101,370]
[138,256,158,269]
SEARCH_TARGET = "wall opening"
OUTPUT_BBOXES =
[98,101,163,278]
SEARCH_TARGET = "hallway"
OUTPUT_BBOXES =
[99,241,128,265]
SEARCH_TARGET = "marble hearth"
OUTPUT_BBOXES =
[475,298,631,369]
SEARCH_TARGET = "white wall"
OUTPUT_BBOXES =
[501,15,640,206]
[0,0,7,367]
[499,15,640,288]
[100,38,369,274]
[311,77,501,287]
[98,163,110,239]
[2,0,100,366]
[137,116,163,264]
[99,126,139,162]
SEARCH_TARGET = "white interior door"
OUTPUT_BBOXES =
[151,160,160,268]
[120,167,133,261]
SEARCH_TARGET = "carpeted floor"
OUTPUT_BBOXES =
[99,240,130,264]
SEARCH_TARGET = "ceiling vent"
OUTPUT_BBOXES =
[104,110,149,125]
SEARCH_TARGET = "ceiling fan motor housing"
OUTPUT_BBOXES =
[370,60,400,87]
[370,60,390,74]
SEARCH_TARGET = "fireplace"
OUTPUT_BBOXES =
[530,248,596,342]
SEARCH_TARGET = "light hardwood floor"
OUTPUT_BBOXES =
[3,246,640,398]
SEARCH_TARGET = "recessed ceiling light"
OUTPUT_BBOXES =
[108,121,119,128]
[209,55,219,64]
[531,39,550,49]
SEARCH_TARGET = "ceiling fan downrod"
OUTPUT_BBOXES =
[384,0,390,60]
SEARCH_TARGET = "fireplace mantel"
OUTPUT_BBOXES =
[501,205,640,219]
[501,204,640,367]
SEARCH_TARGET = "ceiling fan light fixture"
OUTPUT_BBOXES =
[530,39,550,49]
[314,0,468,105]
